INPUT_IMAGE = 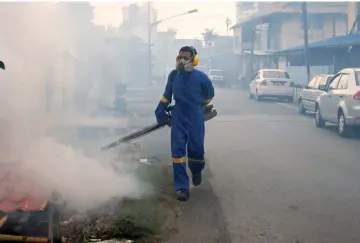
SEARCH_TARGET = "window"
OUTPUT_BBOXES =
[254,72,260,79]
[313,76,322,88]
[263,71,290,79]
[337,74,349,89]
[321,75,334,86]
[328,74,342,89]
[308,77,318,88]
[354,71,360,86]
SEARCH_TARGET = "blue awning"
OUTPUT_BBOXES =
[276,33,360,54]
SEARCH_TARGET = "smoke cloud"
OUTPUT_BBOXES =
[0,2,142,212]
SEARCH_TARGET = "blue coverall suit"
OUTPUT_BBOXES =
[155,69,215,192]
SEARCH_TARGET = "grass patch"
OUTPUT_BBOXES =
[109,164,177,242]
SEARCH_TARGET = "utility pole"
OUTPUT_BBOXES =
[225,17,232,36]
[146,6,198,85]
[301,2,310,82]
[147,2,152,84]
[248,27,255,80]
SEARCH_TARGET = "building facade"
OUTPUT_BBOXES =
[232,2,348,81]
[153,29,177,78]
[118,3,158,42]
[348,2,360,33]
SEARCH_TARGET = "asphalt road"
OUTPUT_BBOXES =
[158,87,360,243]
[62,86,360,243]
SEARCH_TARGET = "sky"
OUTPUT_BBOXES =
[93,1,236,39]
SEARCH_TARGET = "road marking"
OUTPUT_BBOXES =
[277,102,297,110]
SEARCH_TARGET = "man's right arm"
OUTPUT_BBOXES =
[155,70,175,124]
[159,70,175,105]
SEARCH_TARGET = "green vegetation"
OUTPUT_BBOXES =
[110,164,177,242]
[62,163,177,243]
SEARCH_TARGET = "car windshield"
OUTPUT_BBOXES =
[263,71,290,79]
[355,71,360,85]
[209,70,223,76]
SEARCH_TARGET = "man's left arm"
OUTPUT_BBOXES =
[202,74,215,105]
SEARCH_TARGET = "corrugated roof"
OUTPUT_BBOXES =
[276,33,360,54]
[0,161,49,213]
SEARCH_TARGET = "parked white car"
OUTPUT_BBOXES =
[196,65,207,73]
[208,69,226,87]
[298,74,334,114]
[249,69,294,102]
[315,68,360,137]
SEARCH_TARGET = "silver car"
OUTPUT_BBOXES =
[315,68,360,137]
[298,74,334,114]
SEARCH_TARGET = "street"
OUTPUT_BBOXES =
[162,88,360,243]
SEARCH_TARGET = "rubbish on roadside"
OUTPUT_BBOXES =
[139,158,149,164]
[138,156,161,165]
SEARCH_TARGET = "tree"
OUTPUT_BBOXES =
[201,28,218,68]
[201,28,218,47]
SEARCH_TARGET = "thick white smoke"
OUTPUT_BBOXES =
[0,2,142,212]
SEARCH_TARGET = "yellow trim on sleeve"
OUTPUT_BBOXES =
[205,98,212,104]
[160,96,169,103]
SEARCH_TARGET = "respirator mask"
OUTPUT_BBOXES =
[178,57,194,72]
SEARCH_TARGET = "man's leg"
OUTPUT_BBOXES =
[187,121,205,187]
[171,121,189,201]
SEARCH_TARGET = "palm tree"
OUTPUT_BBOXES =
[201,28,218,47]
[201,28,218,68]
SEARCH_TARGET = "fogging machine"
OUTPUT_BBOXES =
[101,104,217,151]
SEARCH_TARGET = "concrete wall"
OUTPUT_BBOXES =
[233,28,242,55]
[275,15,347,50]
[118,3,158,42]
[285,66,330,86]
[153,30,177,77]
[348,2,357,31]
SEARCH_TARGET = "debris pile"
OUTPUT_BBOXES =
[60,197,170,243]
[60,162,176,243]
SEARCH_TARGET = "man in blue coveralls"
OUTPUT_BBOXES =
[154,46,215,201]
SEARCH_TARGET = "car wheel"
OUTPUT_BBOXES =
[338,111,351,137]
[249,92,254,99]
[298,99,306,115]
[315,106,325,128]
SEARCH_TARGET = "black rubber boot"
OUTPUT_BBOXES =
[176,189,190,201]
[192,172,202,187]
